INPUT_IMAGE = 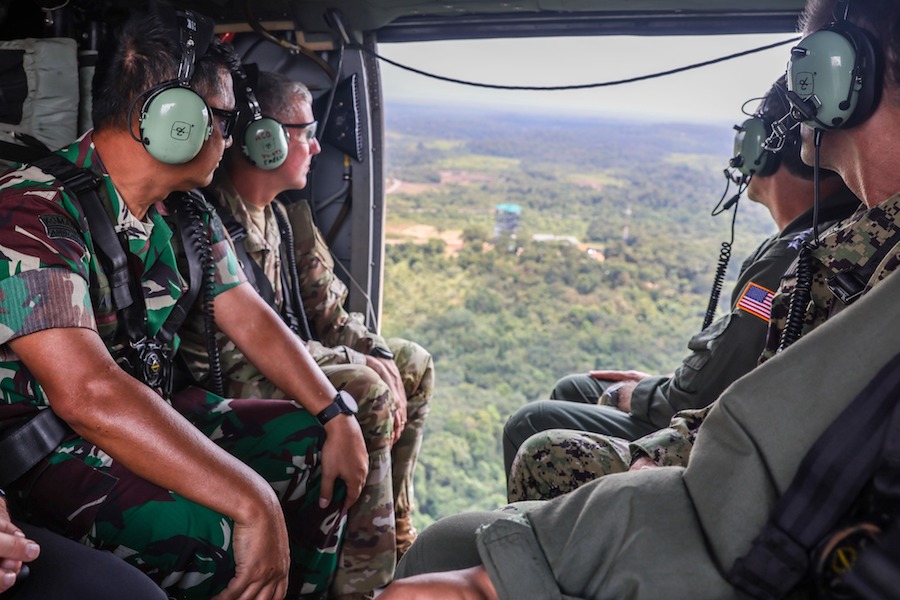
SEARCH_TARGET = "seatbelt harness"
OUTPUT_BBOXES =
[728,350,900,599]
[0,409,70,487]
[213,198,312,341]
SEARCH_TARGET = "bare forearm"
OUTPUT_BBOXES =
[11,329,277,525]
[215,284,336,414]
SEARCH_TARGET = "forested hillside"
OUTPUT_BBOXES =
[379,102,776,527]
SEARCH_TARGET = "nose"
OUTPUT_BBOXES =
[223,133,234,149]
[311,137,321,155]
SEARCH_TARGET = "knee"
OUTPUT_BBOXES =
[342,366,393,445]
[504,402,547,446]
[110,499,237,597]
[550,373,583,400]
[388,339,434,404]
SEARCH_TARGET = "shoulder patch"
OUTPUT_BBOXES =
[737,281,775,322]
[39,214,87,251]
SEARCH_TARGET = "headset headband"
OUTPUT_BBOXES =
[162,5,213,87]
[233,62,263,122]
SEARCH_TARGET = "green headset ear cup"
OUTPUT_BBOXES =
[788,22,882,130]
[140,86,212,164]
[832,20,882,127]
[732,117,778,177]
[241,117,289,170]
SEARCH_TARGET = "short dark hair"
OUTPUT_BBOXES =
[91,1,238,131]
[799,0,900,100]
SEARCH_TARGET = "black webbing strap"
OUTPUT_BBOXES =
[827,227,900,305]
[728,350,900,599]
[30,154,134,313]
[213,201,276,306]
[0,409,71,487]
[272,201,312,341]
[0,139,51,164]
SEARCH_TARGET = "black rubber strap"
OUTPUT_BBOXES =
[0,410,71,487]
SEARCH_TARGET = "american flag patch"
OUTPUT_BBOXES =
[737,282,775,322]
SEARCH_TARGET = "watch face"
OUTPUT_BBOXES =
[338,390,359,414]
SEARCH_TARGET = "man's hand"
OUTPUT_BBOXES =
[211,490,289,600]
[320,414,369,508]
[0,498,40,594]
[365,355,408,445]
[214,285,369,505]
[630,455,659,471]
[379,566,498,600]
[590,370,650,413]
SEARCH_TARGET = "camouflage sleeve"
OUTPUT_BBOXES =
[305,340,367,366]
[286,199,388,354]
[0,179,96,355]
[629,404,712,468]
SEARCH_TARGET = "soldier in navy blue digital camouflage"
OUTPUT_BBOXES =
[0,3,368,599]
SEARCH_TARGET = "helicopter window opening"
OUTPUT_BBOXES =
[366,36,799,92]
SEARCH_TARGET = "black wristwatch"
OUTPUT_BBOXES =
[316,390,359,426]
[370,347,394,360]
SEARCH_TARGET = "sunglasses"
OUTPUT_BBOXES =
[283,120,318,143]
[210,107,240,139]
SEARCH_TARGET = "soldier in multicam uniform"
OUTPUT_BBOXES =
[506,80,859,501]
[380,1,900,596]
[0,4,368,600]
[176,69,433,600]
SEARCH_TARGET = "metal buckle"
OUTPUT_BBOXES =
[129,337,172,396]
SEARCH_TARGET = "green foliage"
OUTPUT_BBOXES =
[380,103,776,525]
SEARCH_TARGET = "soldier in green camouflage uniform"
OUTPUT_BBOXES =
[506,89,861,502]
[0,7,369,599]
[177,70,433,599]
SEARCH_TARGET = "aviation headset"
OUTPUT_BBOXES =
[730,75,801,179]
[234,64,291,170]
[136,8,216,164]
[786,0,883,130]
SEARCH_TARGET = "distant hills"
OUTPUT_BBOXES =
[380,101,777,526]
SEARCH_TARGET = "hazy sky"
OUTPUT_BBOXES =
[378,33,800,125]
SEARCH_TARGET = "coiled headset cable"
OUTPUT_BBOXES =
[179,196,224,395]
[778,129,824,352]
[703,172,745,329]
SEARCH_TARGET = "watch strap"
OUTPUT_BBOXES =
[316,390,358,426]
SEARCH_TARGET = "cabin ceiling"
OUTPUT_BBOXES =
[24,0,808,42]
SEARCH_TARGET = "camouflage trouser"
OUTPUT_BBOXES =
[327,337,433,597]
[387,338,433,518]
[507,428,631,502]
[14,387,346,599]
[220,337,433,597]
